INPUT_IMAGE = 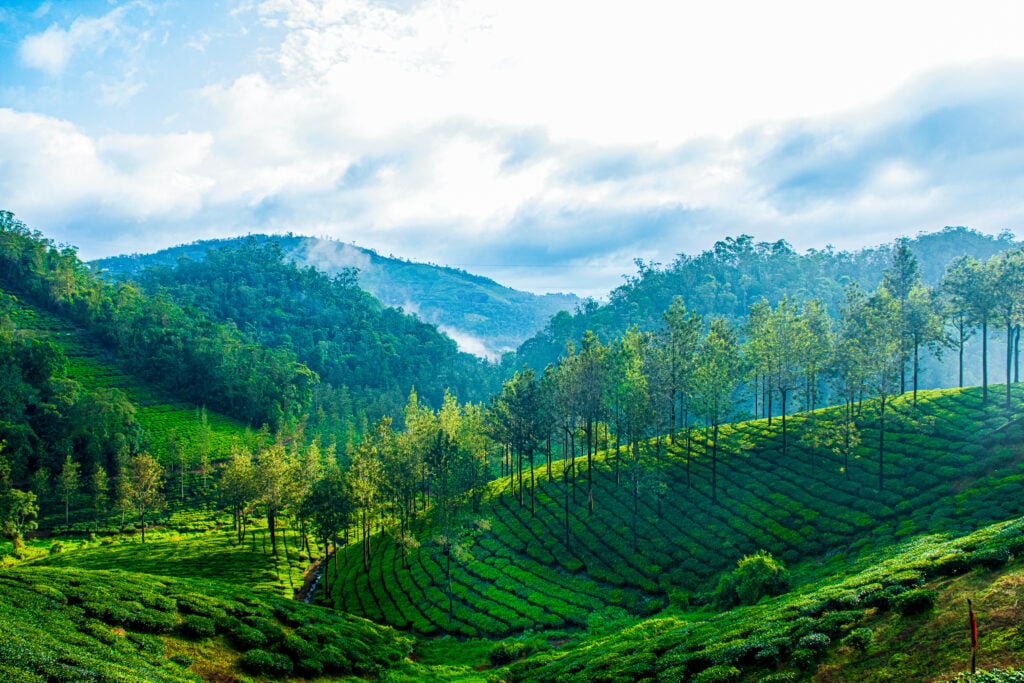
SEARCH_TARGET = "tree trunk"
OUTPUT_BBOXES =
[656,436,662,519]
[711,422,719,505]
[547,436,552,483]
[780,387,788,457]
[913,332,920,406]
[140,506,146,543]
[878,394,886,491]
[1015,324,1021,383]
[563,447,570,548]
[268,506,278,556]
[530,447,536,516]
[587,419,594,515]
[631,440,639,553]
[958,318,965,388]
[983,320,989,402]
[446,544,453,622]
[1007,319,1014,409]
[322,536,331,596]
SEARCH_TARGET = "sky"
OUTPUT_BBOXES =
[2,1,1024,298]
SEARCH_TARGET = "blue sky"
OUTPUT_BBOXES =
[2,1,1024,297]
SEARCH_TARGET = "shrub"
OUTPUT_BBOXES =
[240,649,294,677]
[893,589,936,616]
[170,654,193,667]
[759,674,798,683]
[179,615,216,639]
[48,542,64,555]
[229,623,267,649]
[843,628,873,651]
[796,632,830,652]
[693,664,741,682]
[791,648,816,671]
[713,550,789,608]
[969,546,1012,570]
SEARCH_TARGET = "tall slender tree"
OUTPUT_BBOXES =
[693,318,742,505]
[942,256,998,402]
[989,249,1024,407]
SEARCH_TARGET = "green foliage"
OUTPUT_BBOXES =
[713,550,790,608]
[693,664,742,682]
[240,648,294,677]
[892,588,936,615]
[842,627,873,650]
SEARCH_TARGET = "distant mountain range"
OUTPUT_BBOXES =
[92,235,581,359]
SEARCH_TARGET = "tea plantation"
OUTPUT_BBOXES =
[328,385,1024,642]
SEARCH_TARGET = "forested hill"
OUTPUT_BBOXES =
[517,226,1018,370]
[101,238,505,439]
[94,234,580,359]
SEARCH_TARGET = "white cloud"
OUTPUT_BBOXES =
[19,6,129,75]
[0,109,214,222]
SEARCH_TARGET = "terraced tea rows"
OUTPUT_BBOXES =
[329,385,1024,636]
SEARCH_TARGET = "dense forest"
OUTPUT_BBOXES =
[124,239,504,442]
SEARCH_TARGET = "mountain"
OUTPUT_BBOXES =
[93,234,581,360]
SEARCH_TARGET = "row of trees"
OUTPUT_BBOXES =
[1,444,166,547]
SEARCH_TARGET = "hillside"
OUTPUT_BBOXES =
[327,385,1024,640]
[93,234,581,359]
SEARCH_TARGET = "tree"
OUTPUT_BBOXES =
[220,447,257,545]
[613,327,652,551]
[882,238,922,393]
[861,287,902,490]
[1,488,38,548]
[347,430,383,572]
[302,462,352,596]
[124,453,165,543]
[988,249,1024,408]
[577,332,607,515]
[903,284,944,405]
[90,464,109,529]
[56,453,80,528]
[693,318,742,505]
[747,296,810,457]
[255,443,294,557]
[830,284,870,478]
[194,406,213,493]
[660,298,702,488]
[942,256,998,402]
